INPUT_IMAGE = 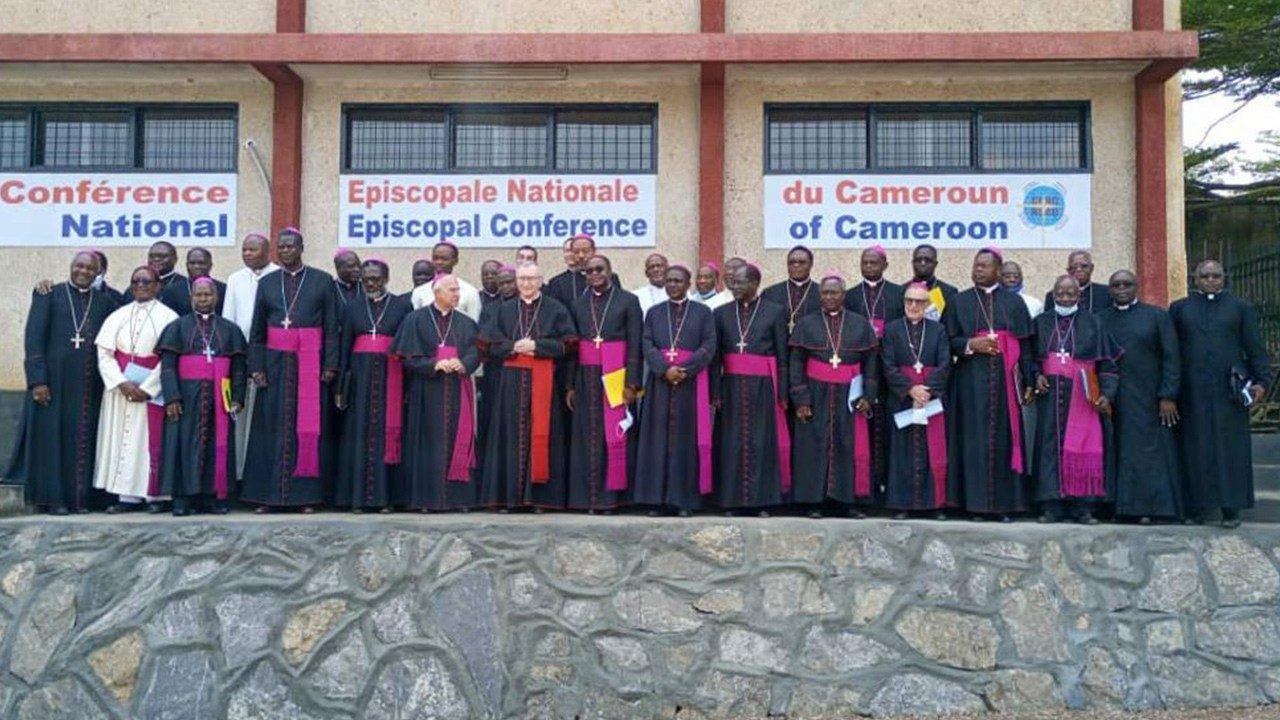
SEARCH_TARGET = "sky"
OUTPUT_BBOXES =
[1182,84,1278,183]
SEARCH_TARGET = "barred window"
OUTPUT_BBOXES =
[342,104,657,173]
[347,109,447,172]
[555,110,653,171]
[876,111,972,169]
[767,109,867,172]
[765,103,1089,173]
[0,104,237,172]
[0,110,26,169]
[41,109,132,168]
[142,108,238,171]
[982,108,1085,170]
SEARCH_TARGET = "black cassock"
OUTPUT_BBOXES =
[1170,291,1271,513]
[788,310,879,505]
[476,297,509,459]
[243,266,339,507]
[761,279,820,335]
[713,298,790,509]
[566,287,642,510]
[1030,311,1120,504]
[392,304,481,510]
[157,314,248,499]
[546,269,588,309]
[334,293,413,509]
[478,295,576,509]
[325,279,364,502]
[1097,302,1184,519]
[845,279,905,494]
[159,277,227,317]
[943,287,1035,514]
[881,317,954,511]
[634,299,717,510]
[1043,281,1110,315]
[4,285,118,510]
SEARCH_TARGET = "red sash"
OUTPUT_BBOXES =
[114,350,164,497]
[870,318,885,338]
[352,334,404,464]
[266,326,323,477]
[672,349,713,495]
[579,340,630,492]
[723,352,792,493]
[975,330,1025,474]
[899,364,949,508]
[1042,356,1105,497]
[504,354,555,483]
[805,358,871,498]
[177,354,233,499]
[435,345,476,482]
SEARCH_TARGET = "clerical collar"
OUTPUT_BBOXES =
[158,270,176,281]
[670,296,688,305]
[74,285,91,293]
[369,291,386,302]
[694,289,716,300]
[737,297,756,307]
[1199,291,1220,301]
[482,290,499,299]
[591,285,612,297]
[338,279,356,289]
[825,309,841,317]
[1114,302,1134,311]
[862,278,882,287]
[521,293,542,305]
[790,278,810,287]
[283,265,305,276]
[432,303,452,315]
[197,312,213,320]
[978,283,999,294]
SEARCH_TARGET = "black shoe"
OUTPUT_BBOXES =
[106,503,142,514]
[723,510,736,518]
[1138,516,1152,525]
[1077,512,1099,526]
[48,506,69,516]
[253,505,272,515]
[758,510,770,519]
[677,509,691,518]
[1036,513,1056,524]
[809,511,823,519]
[172,508,191,517]
[146,502,167,514]
[378,507,393,514]
[1000,515,1014,524]
[497,508,509,514]
[849,509,866,519]
[892,512,908,520]
[75,507,90,515]
[351,507,365,514]
[1183,516,1201,526]
[208,505,230,515]
[934,512,948,521]
[534,507,545,515]
[299,506,316,514]
[970,514,986,522]
[1222,509,1242,529]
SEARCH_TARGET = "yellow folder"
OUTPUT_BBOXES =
[928,285,946,315]
[601,368,627,408]
[221,378,234,413]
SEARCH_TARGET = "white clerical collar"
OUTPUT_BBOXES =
[1114,302,1134,311]
[790,278,810,287]
[826,310,841,317]
[250,265,272,277]
[521,294,542,305]
[197,312,213,320]
[738,297,757,307]
[75,285,91,293]
[978,283,999,294]
[158,270,176,281]
[908,318,924,326]
[670,296,688,305]
[694,290,716,300]
[1200,291,1219,301]
[591,285,612,297]
[283,265,305,276]
[863,278,882,287]
[482,290,499,299]
[369,292,386,302]
[432,303,452,315]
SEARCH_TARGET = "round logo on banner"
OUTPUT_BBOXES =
[1020,183,1067,229]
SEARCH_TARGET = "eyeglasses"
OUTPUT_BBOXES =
[584,266,608,275]
[131,278,156,287]
[904,298,931,305]
[1069,263,1093,271]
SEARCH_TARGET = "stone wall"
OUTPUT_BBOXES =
[0,516,1277,719]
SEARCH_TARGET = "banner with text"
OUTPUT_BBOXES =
[763,174,1091,250]
[0,173,237,247]
[339,174,656,248]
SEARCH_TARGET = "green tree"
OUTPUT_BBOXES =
[1183,0,1280,101]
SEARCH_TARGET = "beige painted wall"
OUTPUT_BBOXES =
[0,0,274,32]
[0,67,274,389]
[306,0,698,33]
[296,65,700,298]
[723,64,1141,303]
[728,0,1131,32]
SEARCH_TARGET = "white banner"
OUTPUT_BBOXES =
[763,174,1091,250]
[339,174,656,248]
[0,173,237,247]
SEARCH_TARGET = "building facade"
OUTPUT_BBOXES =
[0,0,1194,389]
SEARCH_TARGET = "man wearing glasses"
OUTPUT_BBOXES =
[1043,250,1110,314]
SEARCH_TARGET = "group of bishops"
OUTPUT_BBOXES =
[4,232,1270,528]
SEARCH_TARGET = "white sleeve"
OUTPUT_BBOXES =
[96,311,125,390]
[411,284,431,311]
[221,274,239,323]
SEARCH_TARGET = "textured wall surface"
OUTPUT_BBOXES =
[0,516,1276,718]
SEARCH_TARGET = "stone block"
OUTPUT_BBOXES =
[787,682,862,718]
[1043,540,1086,605]
[686,525,745,566]
[759,530,824,562]
[695,670,770,717]
[550,538,619,586]
[366,654,471,719]
[595,635,650,672]
[693,588,743,615]
[10,579,76,682]
[1196,615,1280,662]
[16,678,109,720]
[1149,655,1265,708]
[613,587,702,633]
[307,632,373,701]
[87,630,144,703]
[2,561,34,598]
[282,599,348,665]
[760,571,806,618]
[1001,580,1070,662]
[133,649,218,720]
[717,628,786,672]
[799,626,898,674]
[645,550,714,580]
[227,662,325,720]
[1145,619,1185,654]
[850,583,895,625]
[867,673,985,717]
[147,596,204,644]
[830,536,897,573]
[426,570,504,716]
[436,539,473,577]
[894,607,998,670]
[1205,536,1280,605]
[972,540,1032,562]
[920,539,956,572]
[985,669,1065,712]
[215,592,281,668]
[561,599,602,629]
[371,592,417,644]
[1081,646,1126,706]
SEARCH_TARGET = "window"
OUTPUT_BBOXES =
[342,104,658,174]
[0,104,238,172]
[764,103,1089,173]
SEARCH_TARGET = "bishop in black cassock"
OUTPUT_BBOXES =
[1097,271,1184,522]
[634,266,717,514]
[5,252,118,513]
[760,245,820,335]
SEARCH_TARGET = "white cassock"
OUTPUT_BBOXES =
[412,276,482,321]
[705,289,734,310]
[93,299,179,500]
[632,283,666,317]
[222,262,279,478]
[1018,291,1044,319]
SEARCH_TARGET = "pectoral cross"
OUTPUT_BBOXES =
[829,354,842,369]
[986,331,998,340]
[282,316,293,329]
[1057,350,1069,365]
[71,333,84,349]
[788,320,796,333]
[204,344,214,363]
[665,348,680,362]
[369,328,378,339]
[913,361,924,374]
[592,335,603,349]
[736,339,748,353]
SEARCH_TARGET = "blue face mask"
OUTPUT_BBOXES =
[1005,281,1024,294]
[1054,303,1079,317]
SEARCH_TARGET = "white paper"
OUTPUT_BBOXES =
[922,398,944,418]
[846,375,865,412]
[894,399,944,429]
[123,361,165,406]
[617,409,634,436]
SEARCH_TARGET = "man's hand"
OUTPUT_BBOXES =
[34,279,53,295]
[969,336,999,355]
[251,371,268,388]
[1094,396,1111,414]
[908,384,931,407]
[1158,399,1179,427]
[622,387,637,405]
[855,398,872,417]
[796,405,813,422]
[1251,385,1267,403]
[513,338,536,355]
[565,388,576,412]
[1022,387,1037,407]
[1035,374,1051,395]
[229,402,243,415]
[32,384,51,405]
[118,380,144,402]
[664,366,683,384]
[165,401,183,421]
[321,369,337,384]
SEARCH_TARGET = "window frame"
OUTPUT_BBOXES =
[340,103,659,175]
[763,101,1091,175]
[0,102,239,173]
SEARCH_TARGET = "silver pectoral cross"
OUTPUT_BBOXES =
[665,348,679,362]
[736,339,747,353]
[913,361,924,374]
[282,316,293,329]
[1057,350,1069,365]
[204,344,214,363]
[829,354,841,369]
[71,333,84,349]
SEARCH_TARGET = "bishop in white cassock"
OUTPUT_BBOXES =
[94,268,179,508]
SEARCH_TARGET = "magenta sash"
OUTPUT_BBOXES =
[579,339,630,492]
[177,354,233,499]
[352,334,404,465]
[899,364,949,508]
[435,345,476,482]
[805,358,871,498]
[976,330,1025,474]
[723,352,792,493]
[1042,356,1105,498]
[266,326,323,477]
[672,349,713,495]
[114,350,164,497]
[871,318,885,338]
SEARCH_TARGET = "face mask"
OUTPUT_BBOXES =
[1005,281,1024,294]
[92,274,105,290]
[1054,303,1079,317]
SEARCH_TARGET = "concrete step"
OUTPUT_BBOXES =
[1253,432,1280,465]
